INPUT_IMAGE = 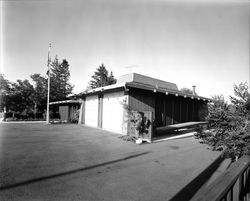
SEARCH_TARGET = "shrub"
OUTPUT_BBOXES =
[195,83,250,161]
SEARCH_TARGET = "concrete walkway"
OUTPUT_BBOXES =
[0,123,221,201]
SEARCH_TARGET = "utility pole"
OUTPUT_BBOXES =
[46,43,51,124]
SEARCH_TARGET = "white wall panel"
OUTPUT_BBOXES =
[85,95,98,127]
[102,91,125,134]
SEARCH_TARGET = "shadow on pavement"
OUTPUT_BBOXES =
[0,151,150,191]
[169,153,224,201]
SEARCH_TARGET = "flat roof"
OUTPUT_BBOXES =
[84,73,211,101]
[117,73,178,91]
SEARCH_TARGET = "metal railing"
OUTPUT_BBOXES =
[191,155,250,201]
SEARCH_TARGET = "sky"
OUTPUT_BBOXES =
[1,0,249,101]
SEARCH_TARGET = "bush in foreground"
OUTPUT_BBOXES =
[195,83,250,161]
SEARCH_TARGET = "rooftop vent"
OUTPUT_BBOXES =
[192,85,196,96]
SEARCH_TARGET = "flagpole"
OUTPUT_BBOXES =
[46,43,51,124]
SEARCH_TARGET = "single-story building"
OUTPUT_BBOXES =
[77,73,210,137]
[50,100,81,123]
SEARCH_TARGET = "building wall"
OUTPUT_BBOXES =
[59,106,69,122]
[78,100,85,124]
[128,88,155,113]
[59,104,80,123]
[128,88,208,128]
[83,89,127,134]
[81,87,208,135]
[85,95,99,127]
[102,91,126,134]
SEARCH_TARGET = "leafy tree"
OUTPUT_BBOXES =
[195,83,250,161]
[180,87,197,95]
[0,74,11,111]
[88,63,117,89]
[7,79,35,117]
[0,74,11,92]
[1,56,74,119]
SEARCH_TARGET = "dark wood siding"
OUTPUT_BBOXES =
[128,88,155,113]
[59,106,69,122]
[155,93,164,127]
[188,100,193,121]
[180,98,187,123]
[193,100,199,121]
[165,95,173,125]
[128,87,208,128]
[173,97,180,124]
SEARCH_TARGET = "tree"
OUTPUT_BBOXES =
[1,74,36,117]
[180,87,197,96]
[0,74,11,111]
[7,79,35,117]
[0,74,11,92]
[1,56,74,119]
[230,82,250,119]
[88,63,117,89]
[195,83,250,161]
[50,56,74,101]
[30,56,74,114]
[30,73,47,113]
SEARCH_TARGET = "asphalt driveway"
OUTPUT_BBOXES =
[0,122,220,201]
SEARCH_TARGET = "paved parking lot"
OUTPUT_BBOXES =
[0,122,220,201]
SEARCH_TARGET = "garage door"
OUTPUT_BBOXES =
[85,95,98,127]
[102,92,125,134]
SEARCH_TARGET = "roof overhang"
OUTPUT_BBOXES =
[49,99,82,105]
[125,82,212,102]
[84,83,126,94]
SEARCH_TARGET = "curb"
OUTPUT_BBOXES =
[153,132,196,143]
[0,121,46,124]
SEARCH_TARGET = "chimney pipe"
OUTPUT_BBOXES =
[192,85,196,96]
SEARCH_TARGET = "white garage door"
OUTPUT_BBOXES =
[102,91,125,134]
[85,95,98,127]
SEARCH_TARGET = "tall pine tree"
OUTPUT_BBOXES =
[30,56,74,112]
[88,64,117,89]
[50,56,74,101]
